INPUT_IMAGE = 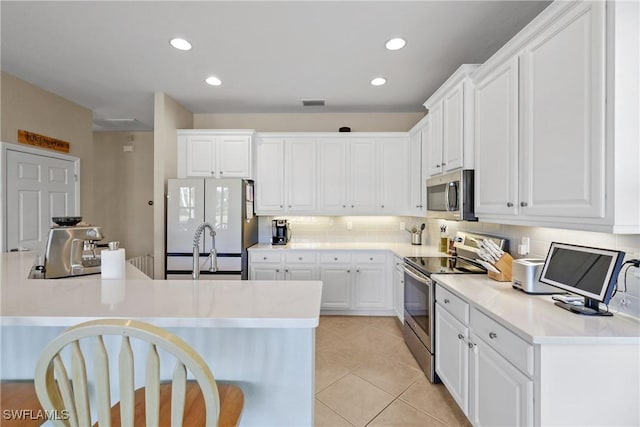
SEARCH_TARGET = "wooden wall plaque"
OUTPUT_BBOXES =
[17,129,70,153]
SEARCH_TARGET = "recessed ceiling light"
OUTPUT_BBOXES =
[205,76,222,86]
[169,38,192,51]
[371,77,387,86]
[385,37,406,51]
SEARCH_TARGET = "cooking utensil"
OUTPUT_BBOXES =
[420,223,425,231]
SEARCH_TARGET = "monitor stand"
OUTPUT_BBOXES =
[554,298,613,317]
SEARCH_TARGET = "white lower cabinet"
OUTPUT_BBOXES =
[469,333,533,427]
[393,256,404,322]
[435,305,469,414]
[250,249,391,313]
[435,283,534,426]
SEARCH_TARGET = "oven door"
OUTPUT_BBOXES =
[403,263,434,353]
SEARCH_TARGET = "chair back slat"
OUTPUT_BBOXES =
[171,361,187,425]
[93,336,111,426]
[145,343,161,426]
[118,336,135,427]
[52,354,77,427]
[70,341,91,426]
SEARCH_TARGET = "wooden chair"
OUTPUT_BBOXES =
[34,319,243,426]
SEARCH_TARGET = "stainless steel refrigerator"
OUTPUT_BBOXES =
[166,178,258,279]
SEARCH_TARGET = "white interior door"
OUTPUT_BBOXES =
[6,149,77,252]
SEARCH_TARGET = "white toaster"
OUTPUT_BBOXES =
[512,258,563,294]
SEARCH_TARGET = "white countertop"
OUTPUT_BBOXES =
[249,241,445,258]
[432,274,640,344]
[0,252,322,329]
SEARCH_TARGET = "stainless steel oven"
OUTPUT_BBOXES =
[403,232,508,383]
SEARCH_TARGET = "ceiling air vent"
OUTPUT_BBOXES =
[302,99,325,107]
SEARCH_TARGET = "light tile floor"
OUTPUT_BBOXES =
[315,315,471,427]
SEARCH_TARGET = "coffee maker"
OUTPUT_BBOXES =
[43,226,104,278]
[272,219,290,245]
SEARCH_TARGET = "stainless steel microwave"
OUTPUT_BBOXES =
[425,169,477,221]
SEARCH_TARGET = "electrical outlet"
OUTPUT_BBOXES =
[347,221,353,231]
[518,237,530,255]
[399,222,405,231]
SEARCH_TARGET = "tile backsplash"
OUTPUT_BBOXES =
[257,215,640,318]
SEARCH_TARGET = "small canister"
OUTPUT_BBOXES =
[411,231,422,245]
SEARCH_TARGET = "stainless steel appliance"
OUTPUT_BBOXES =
[404,231,508,382]
[426,169,476,221]
[272,219,290,245]
[512,258,562,294]
[42,226,104,278]
[166,178,258,280]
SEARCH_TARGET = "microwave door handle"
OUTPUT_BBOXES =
[444,183,450,212]
[448,181,458,211]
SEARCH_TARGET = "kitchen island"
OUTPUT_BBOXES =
[0,252,322,426]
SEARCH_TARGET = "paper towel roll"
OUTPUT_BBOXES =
[101,247,126,279]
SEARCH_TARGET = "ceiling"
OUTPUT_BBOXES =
[1,1,550,131]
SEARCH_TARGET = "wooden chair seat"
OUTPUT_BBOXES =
[108,382,244,427]
[0,381,44,427]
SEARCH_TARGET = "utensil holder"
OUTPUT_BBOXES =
[487,253,513,282]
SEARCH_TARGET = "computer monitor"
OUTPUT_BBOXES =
[539,242,625,316]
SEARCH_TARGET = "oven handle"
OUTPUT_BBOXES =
[403,265,431,285]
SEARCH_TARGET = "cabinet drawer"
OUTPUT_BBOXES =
[320,252,352,264]
[353,253,386,264]
[285,251,317,264]
[251,252,282,264]
[436,285,469,325]
[471,308,534,376]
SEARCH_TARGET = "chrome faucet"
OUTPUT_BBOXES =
[192,222,217,280]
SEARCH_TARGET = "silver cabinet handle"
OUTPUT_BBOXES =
[468,342,475,349]
[211,171,215,175]
[436,164,441,168]
[489,332,497,339]
[334,257,338,261]
[369,257,373,261]
[351,205,355,208]
[381,205,384,208]
[263,257,267,260]
[285,269,289,273]
[220,171,224,175]
[298,257,302,261]
[280,205,283,208]
[342,205,346,208]
[276,269,280,272]
[507,202,513,207]
[458,333,464,340]
[444,299,450,304]
[441,162,446,166]
[520,202,528,207]
[356,269,360,273]
[347,269,351,273]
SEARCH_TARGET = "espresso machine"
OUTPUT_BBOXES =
[272,219,290,245]
[42,226,104,278]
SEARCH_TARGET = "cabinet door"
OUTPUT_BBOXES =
[393,266,404,322]
[474,57,519,216]
[519,1,605,218]
[250,265,283,280]
[378,138,409,214]
[319,266,352,309]
[353,264,386,309]
[186,135,216,177]
[349,139,377,212]
[427,101,444,176]
[409,130,424,215]
[443,83,464,172]
[255,139,285,213]
[285,265,317,281]
[217,136,250,178]
[318,139,348,213]
[435,305,469,415]
[469,334,533,427]
[286,139,317,212]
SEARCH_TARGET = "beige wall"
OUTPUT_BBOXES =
[193,112,426,132]
[1,72,95,221]
[153,93,193,278]
[93,131,154,258]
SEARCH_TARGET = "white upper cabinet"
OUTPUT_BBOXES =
[349,138,378,212]
[177,130,253,179]
[474,57,519,216]
[424,65,479,178]
[255,136,316,214]
[317,139,349,212]
[255,138,285,212]
[519,0,605,219]
[378,137,409,213]
[285,139,317,212]
[473,0,638,233]
[408,120,428,216]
